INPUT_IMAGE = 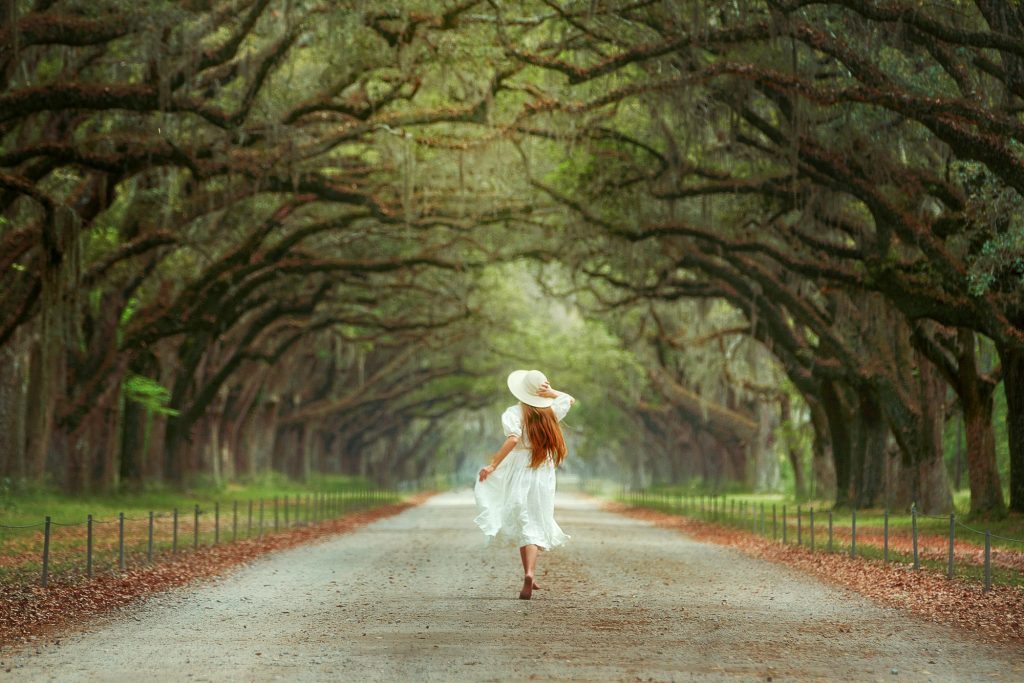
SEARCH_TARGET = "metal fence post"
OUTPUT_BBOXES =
[850,510,856,558]
[173,508,179,554]
[41,516,51,588]
[119,512,126,571]
[947,512,955,580]
[912,503,919,569]
[193,505,200,550]
[148,511,154,562]
[87,514,94,578]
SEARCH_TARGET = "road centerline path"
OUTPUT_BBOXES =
[5,491,1021,682]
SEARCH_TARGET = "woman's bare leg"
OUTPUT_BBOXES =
[519,544,539,599]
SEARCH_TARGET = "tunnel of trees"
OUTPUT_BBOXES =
[2,0,1023,516]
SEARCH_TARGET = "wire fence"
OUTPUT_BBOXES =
[0,489,400,589]
[619,489,1024,592]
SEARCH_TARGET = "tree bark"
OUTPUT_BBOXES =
[821,380,853,506]
[956,330,1005,515]
[1000,344,1024,513]
[852,390,887,509]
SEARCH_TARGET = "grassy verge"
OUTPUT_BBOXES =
[621,491,1024,588]
[0,475,403,589]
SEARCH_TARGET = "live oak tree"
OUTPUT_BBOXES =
[491,0,1021,512]
[2,1,1021,516]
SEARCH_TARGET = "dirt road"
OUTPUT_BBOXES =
[4,491,1021,682]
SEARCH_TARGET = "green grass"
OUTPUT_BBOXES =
[623,491,1024,588]
[643,486,1024,550]
[0,478,403,589]
[0,473,376,526]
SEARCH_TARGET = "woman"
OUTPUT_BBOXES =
[474,369,576,600]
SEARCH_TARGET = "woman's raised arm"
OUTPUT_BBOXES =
[479,435,519,481]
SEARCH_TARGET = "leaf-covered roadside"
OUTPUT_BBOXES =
[609,503,1024,645]
[0,498,422,651]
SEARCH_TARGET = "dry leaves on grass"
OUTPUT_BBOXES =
[0,498,424,649]
[608,502,1024,645]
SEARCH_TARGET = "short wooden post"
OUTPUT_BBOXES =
[214,503,220,545]
[41,516,51,588]
[947,512,955,579]
[87,514,94,578]
[912,504,919,569]
[797,505,802,546]
[232,500,238,541]
[782,505,787,544]
[274,497,279,532]
[828,510,833,552]
[772,504,777,540]
[119,512,126,571]
[147,511,154,562]
[850,510,857,558]
[984,530,992,593]
[258,499,264,538]
[173,508,179,554]
[809,508,815,551]
[883,509,889,563]
[193,504,200,550]
[247,500,253,536]
[284,494,290,527]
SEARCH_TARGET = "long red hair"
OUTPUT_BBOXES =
[521,403,567,468]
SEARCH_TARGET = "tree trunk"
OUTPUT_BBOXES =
[1000,345,1024,513]
[908,359,953,513]
[957,330,1005,515]
[853,390,887,509]
[753,400,780,492]
[120,391,147,489]
[0,337,29,483]
[806,399,835,500]
[24,334,58,483]
[821,381,853,506]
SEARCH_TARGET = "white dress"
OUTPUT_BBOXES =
[473,394,573,549]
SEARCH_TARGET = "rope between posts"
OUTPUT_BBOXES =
[0,521,46,528]
[988,531,1024,543]
[954,520,988,537]
[50,520,88,527]
[952,518,1024,544]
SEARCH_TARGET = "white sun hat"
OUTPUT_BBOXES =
[507,369,555,408]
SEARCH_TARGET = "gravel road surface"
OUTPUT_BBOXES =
[4,491,1022,682]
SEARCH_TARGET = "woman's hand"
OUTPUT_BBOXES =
[537,380,558,398]
[478,465,495,482]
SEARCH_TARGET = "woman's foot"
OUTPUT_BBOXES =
[519,575,534,600]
